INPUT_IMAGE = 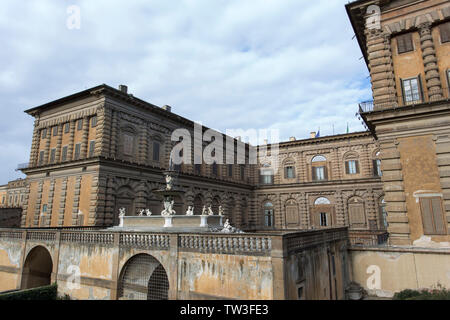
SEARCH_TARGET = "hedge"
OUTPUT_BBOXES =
[393,286,450,300]
[0,283,58,300]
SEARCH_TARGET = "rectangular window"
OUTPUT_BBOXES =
[402,77,422,104]
[91,116,97,128]
[195,164,202,175]
[89,140,95,157]
[52,126,58,136]
[260,169,274,184]
[39,151,45,166]
[212,162,218,176]
[240,165,245,180]
[123,134,134,156]
[228,164,233,177]
[77,119,83,131]
[2,196,5,204]
[42,204,47,213]
[264,209,274,227]
[153,142,160,161]
[397,33,414,54]
[62,146,68,161]
[64,123,70,133]
[50,148,56,163]
[313,166,326,181]
[42,129,47,139]
[74,143,81,160]
[345,160,359,175]
[285,166,295,179]
[439,22,450,43]
[420,197,447,235]
[320,213,328,226]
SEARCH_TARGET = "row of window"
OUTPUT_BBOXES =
[41,116,97,139]
[1,194,24,205]
[396,22,449,55]
[400,70,450,104]
[260,159,381,184]
[38,140,96,165]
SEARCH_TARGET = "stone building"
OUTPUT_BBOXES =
[346,0,450,296]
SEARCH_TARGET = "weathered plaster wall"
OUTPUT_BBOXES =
[350,247,450,297]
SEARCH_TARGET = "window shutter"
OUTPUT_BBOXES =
[440,22,450,43]
[417,74,424,101]
[324,166,328,180]
[420,198,434,234]
[292,166,296,178]
[431,198,446,235]
[345,161,349,174]
[284,166,288,179]
[312,167,317,181]
[397,35,406,54]
[405,33,413,52]
[355,161,360,174]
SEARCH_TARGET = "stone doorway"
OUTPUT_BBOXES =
[118,254,169,300]
[21,246,53,289]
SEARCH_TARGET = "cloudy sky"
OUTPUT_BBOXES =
[0,0,372,184]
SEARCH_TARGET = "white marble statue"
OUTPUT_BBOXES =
[208,206,214,216]
[222,219,232,233]
[202,205,208,216]
[186,206,194,216]
[162,199,176,216]
[165,174,174,191]
[218,206,224,216]
[119,207,126,217]
[138,209,145,216]
[145,209,152,216]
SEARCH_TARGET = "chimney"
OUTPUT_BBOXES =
[162,105,172,112]
[310,132,316,139]
[289,136,296,141]
[118,85,128,94]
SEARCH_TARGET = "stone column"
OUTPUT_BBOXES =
[139,123,148,164]
[335,191,345,227]
[96,106,110,157]
[110,110,118,158]
[104,177,115,226]
[419,22,442,101]
[88,175,107,226]
[71,175,82,225]
[45,179,56,227]
[380,138,410,245]
[58,177,68,226]
[365,29,397,109]
[81,116,90,159]
[33,181,43,227]
[20,184,31,227]
[54,124,63,163]
[43,129,51,164]
[28,122,40,167]
[67,120,76,161]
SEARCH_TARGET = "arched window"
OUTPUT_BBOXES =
[263,202,274,227]
[311,155,327,181]
[314,197,331,205]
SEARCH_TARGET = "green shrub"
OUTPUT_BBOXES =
[0,283,57,300]
[394,284,450,300]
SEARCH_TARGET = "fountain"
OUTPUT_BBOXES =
[114,158,224,232]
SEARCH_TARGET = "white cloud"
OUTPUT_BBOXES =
[0,0,371,183]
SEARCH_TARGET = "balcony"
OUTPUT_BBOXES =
[15,163,29,171]
[359,87,450,114]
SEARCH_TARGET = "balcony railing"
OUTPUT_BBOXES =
[15,163,29,171]
[359,87,450,114]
